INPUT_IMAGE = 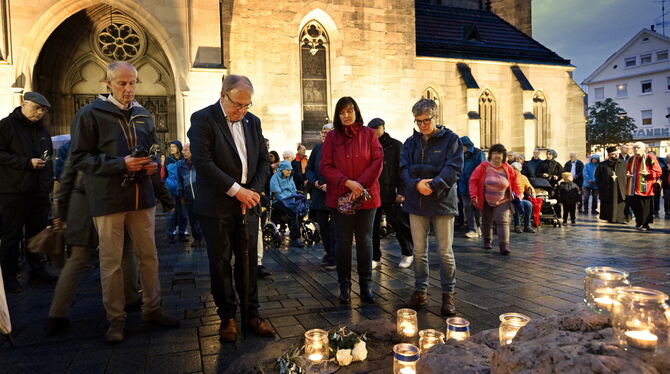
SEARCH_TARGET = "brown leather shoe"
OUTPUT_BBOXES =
[406,290,428,309]
[247,317,275,338]
[441,293,456,316]
[219,318,238,342]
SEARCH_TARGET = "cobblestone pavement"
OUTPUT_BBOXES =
[1,210,669,373]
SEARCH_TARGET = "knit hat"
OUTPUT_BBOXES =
[169,140,183,152]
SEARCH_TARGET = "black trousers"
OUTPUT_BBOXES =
[629,195,653,227]
[334,208,376,291]
[273,201,301,240]
[562,203,576,223]
[199,212,260,320]
[0,193,48,278]
[312,209,335,264]
[372,203,413,261]
[183,196,202,241]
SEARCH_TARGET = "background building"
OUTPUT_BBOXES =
[582,29,670,156]
[0,0,585,159]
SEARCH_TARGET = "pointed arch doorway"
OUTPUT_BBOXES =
[32,5,177,148]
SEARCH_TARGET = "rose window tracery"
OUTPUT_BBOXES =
[97,22,143,61]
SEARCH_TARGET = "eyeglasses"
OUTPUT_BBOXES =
[225,93,253,110]
[414,116,434,126]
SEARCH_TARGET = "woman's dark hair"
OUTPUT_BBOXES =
[269,150,280,163]
[488,144,507,162]
[333,96,363,132]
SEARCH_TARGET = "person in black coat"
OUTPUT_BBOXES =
[556,172,581,225]
[563,152,584,190]
[367,118,414,269]
[306,123,337,270]
[187,74,274,342]
[0,92,56,293]
[595,146,628,224]
[661,154,670,219]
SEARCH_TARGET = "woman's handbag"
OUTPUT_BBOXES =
[337,189,372,215]
[27,226,65,267]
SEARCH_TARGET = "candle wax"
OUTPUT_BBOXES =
[398,367,416,374]
[308,353,323,362]
[400,321,416,335]
[593,296,613,311]
[449,331,468,341]
[625,330,658,350]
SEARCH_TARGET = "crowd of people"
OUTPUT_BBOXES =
[0,61,668,345]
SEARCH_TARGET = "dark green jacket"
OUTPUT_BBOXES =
[70,94,159,217]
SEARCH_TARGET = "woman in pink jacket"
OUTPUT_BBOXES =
[320,97,383,305]
[468,144,520,255]
[625,142,662,230]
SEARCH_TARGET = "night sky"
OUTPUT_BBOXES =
[532,0,664,85]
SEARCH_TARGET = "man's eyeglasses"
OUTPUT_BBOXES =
[414,116,434,126]
[225,93,253,110]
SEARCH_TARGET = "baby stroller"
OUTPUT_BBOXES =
[262,194,321,248]
[529,177,561,227]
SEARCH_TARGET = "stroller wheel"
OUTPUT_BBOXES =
[379,226,389,238]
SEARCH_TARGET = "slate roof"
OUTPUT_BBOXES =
[415,1,571,66]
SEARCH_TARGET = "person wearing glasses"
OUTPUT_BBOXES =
[187,74,274,342]
[400,98,463,316]
[320,97,383,305]
[0,92,57,293]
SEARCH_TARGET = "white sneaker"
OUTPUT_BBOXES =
[371,260,380,269]
[398,256,414,268]
[465,230,479,238]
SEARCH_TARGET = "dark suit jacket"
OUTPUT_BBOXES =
[563,159,584,187]
[187,102,270,218]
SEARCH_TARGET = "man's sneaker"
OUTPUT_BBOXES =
[3,276,23,294]
[523,226,536,233]
[465,230,479,238]
[323,262,336,271]
[143,309,180,327]
[106,320,125,343]
[371,260,380,269]
[398,256,414,269]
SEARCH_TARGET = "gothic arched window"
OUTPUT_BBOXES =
[422,87,442,121]
[533,91,549,149]
[479,89,497,150]
[300,21,330,147]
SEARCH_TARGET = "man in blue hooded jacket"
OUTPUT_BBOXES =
[458,136,486,238]
[582,154,600,214]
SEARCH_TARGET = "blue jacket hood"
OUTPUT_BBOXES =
[277,160,292,172]
[460,136,474,149]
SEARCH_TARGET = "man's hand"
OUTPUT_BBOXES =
[124,155,150,172]
[416,179,433,196]
[542,173,549,178]
[344,180,364,199]
[143,161,159,175]
[30,158,46,169]
[235,187,261,214]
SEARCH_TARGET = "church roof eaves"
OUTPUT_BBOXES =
[415,3,571,66]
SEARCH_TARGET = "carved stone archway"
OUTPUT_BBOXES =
[32,5,177,149]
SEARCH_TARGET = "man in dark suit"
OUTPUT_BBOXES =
[563,152,584,212]
[187,75,273,342]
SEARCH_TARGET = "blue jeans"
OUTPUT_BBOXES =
[334,209,376,290]
[409,214,456,294]
[167,194,188,237]
[512,199,532,228]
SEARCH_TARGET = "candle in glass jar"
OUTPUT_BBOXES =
[397,309,418,338]
[398,367,416,374]
[499,313,531,346]
[400,321,416,336]
[624,330,658,350]
[419,329,445,352]
[445,317,470,341]
[308,353,323,361]
[593,296,614,311]
[393,343,419,374]
[304,328,329,363]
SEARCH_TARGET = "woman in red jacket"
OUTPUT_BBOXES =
[468,144,520,255]
[625,142,662,230]
[320,97,383,305]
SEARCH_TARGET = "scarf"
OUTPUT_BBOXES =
[343,123,363,138]
[626,155,648,195]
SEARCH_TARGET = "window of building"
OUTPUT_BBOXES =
[624,57,636,67]
[533,91,549,149]
[667,108,670,125]
[641,110,653,126]
[641,80,652,94]
[594,87,605,100]
[479,89,497,150]
[640,53,652,64]
[657,50,669,61]
[641,36,650,43]
[299,20,330,147]
[422,87,442,122]
[616,84,628,98]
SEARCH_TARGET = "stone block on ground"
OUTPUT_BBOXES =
[471,328,500,350]
[418,339,493,374]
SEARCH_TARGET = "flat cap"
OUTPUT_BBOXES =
[367,118,385,129]
[23,92,51,109]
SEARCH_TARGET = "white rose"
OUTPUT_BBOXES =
[352,341,368,362]
[336,349,353,366]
